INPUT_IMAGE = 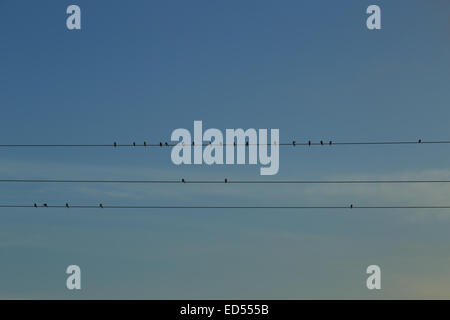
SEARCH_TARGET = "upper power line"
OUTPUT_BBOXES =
[0,139,449,148]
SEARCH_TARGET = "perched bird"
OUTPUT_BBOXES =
[418,139,422,144]
[43,203,48,207]
[329,140,332,145]
[133,142,136,147]
[34,203,37,208]
[292,141,296,146]
[308,140,311,146]
[65,203,69,208]
[165,142,169,147]
[99,203,103,208]
[113,142,117,147]
[181,178,185,183]
[350,204,353,209]
[159,142,163,147]
[143,141,147,146]
[224,178,228,183]
[320,140,324,145]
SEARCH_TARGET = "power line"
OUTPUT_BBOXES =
[0,139,449,148]
[1,179,450,184]
[1,203,450,210]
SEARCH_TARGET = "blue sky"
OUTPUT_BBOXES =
[0,0,450,298]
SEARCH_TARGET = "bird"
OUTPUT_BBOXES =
[224,178,228,183]
[292,141,296,146]
[34,203,37,208]
[308,140,311,146]
[65,203,69,208]
[113,142,117,147]
[245,141,249,146]
[418,139,422,144]
[43,203,48,207]
[143,141,147,146]
[320,140,324,145]
[159,142,163,147]
[133,142,136,147]
[181,178,185,183]
[165,142,169,147]
[329,140,332,145]
[350,204,353,209]
[99,203,103,208]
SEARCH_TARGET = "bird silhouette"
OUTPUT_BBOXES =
[165,142,169,147]
[418,139,422,144]
[144,141,147,146]
[99,203,103,208]
[34,203,37,208]
[43,203,48,207]
[308,140,311,146]
[181,178,185,183]
[65,203,69,208]
[114,142,117,147]
[160,142,163,147]
[133,142,136,147]
[293,141,296,146]
[320,140,324,145]
[224,178,228,183]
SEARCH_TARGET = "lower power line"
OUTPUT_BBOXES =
[1,204,450,210]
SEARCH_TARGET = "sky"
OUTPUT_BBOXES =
[0,0,450,299]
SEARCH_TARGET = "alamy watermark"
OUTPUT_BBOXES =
[170,121,279,175]
[65,4,381,31]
